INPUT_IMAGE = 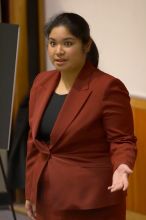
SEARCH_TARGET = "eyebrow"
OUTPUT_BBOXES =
[48,37,75,41]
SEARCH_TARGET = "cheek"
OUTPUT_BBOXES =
[47,48,53,59]
[68,47,85,57]
[72,49,86,61]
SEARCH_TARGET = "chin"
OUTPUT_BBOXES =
[55,65,70,72]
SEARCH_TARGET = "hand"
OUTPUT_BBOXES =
[108,164,133,192]
[25,200,36,220]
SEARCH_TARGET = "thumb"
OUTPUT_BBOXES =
[118,164,133,174]
[123,166,133,174]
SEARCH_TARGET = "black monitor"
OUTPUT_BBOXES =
[0,23,19,150]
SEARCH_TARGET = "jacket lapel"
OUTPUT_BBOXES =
[33,61,95,147]
[32,72,60,139]
[50,61,95,147]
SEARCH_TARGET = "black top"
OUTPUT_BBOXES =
[37,92,67,142]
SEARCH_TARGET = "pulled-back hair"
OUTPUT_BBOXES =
[44,12,99,67]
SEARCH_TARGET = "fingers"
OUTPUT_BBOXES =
[108,164,131,193]
[25,200,36,220]
[108,182,124,192]
[122,173,129,191]
[108,173,129,192]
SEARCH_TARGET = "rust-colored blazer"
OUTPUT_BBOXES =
[25,61,137,210]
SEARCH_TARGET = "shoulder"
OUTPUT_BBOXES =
[31,69,58,88]
[92,68,128,92]
[92,68,120,85]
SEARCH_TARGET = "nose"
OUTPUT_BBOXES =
[55,44,65,55]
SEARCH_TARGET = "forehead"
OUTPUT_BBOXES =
[49,25,76,40]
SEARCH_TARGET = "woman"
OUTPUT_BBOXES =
[25,12,137,220]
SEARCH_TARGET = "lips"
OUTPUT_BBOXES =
[55,59,67,62]
[54,59,67,65]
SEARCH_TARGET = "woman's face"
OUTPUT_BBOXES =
[47,25,90,73]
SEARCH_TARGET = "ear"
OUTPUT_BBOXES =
[83,38,92,53]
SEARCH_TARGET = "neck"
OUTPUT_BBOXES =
[56,60,86,94]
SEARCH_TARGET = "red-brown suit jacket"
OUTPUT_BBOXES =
[25,61,137,210]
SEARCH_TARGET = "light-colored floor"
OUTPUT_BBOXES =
[14,205,146,220]
[0,210,28,220]
[126,210,146,220]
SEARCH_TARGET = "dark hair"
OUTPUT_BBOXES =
[44,12,99,67]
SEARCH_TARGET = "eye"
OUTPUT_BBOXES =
[48,40,56,47]
[64,41,73,47]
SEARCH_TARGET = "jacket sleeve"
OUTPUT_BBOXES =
[25,130,39,200]
[25,75,40,201]
[102,78,137,171]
